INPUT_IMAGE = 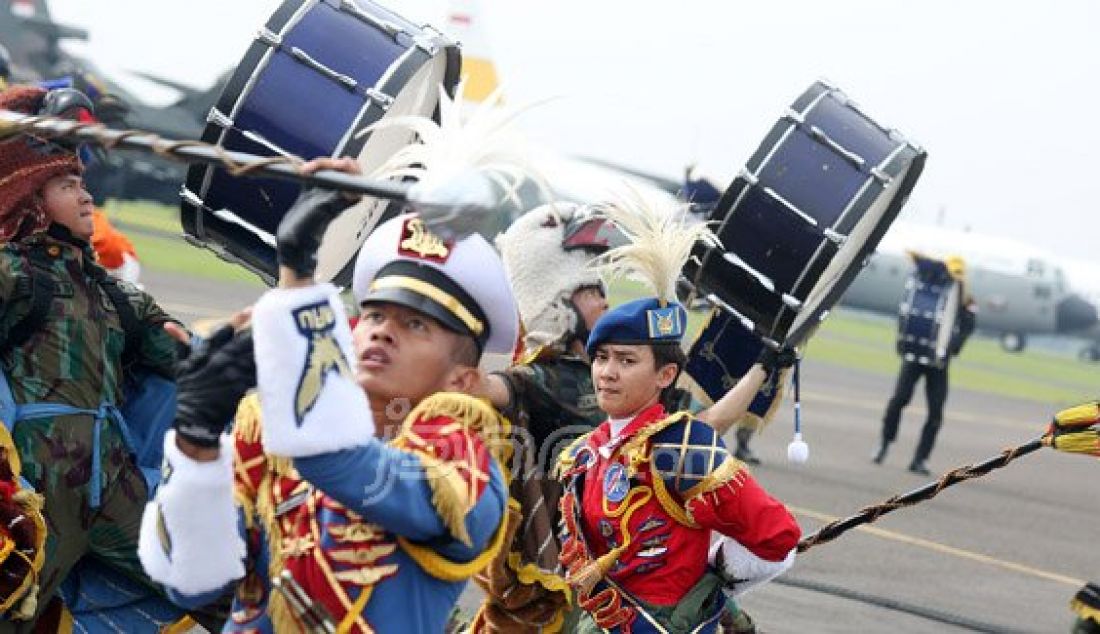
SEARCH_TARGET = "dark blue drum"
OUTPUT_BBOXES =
[181,0,460,285]
[897,254,960,368]
[682,308,788,427]
[683,81,927,348]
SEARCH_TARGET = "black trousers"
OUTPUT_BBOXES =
[881,361,949,463]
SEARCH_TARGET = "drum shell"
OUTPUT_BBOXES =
[181,0,460,286]
[897,258,961,368]
[682,308,786,427]
[685,81,927,348]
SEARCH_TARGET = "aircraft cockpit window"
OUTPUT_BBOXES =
[1033,284,1052,299]
[1026,259,1045,278]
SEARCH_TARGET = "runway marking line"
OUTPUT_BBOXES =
[789,504,1085,587]
[801,390,1034,431]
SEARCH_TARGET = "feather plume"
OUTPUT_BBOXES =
[589,185,719,304]
[356,81,548,208]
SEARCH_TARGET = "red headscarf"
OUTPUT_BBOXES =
[0,85,83,242]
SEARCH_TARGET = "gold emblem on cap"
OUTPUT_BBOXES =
[655,312,675,335]
[400,218,449,260]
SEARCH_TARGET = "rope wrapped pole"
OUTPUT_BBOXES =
[0,109,410,200]
[797,437,1046,553]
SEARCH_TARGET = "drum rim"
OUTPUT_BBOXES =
[180,0,315,248]
[323,39,461,287]
[688,82,927,348]
[180,0,461,287]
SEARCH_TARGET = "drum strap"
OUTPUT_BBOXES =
[1,247,141,367]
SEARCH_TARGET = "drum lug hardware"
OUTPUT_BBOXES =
[256,26,283,48]
[870,166,892,185]
[808,125,866,169]
[206,108,234,129]
[705,294,757,335]
[822,228,846,245]
[290,47,358,90]
[763,187,818,227]
[339,0,401,39]
[781,294,803,311]
[411,33,441,55]
[180,188,204,209]
[366,88,395,111]
[783,108,805,125]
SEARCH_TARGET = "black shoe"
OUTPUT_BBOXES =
[735,445,762,466]
[908,460,931,476]
[871,441,889,465]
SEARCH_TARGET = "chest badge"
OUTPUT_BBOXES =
[603,462,629,504]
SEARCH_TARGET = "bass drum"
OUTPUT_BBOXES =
[684,81,927,348]
[181,0,460,285]
[897,254,960,368]
[682,307,788,429]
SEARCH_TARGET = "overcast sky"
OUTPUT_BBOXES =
[46,0,1100,266]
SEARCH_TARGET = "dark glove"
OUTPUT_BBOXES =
[757,346,797,373]
[276,187,357,278]
[174,325,256,448]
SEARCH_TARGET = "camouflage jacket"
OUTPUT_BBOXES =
[0,226,177,430]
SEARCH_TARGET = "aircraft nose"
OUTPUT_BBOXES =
[1055,293,1099,333]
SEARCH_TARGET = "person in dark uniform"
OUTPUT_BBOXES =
[874,255,977,475]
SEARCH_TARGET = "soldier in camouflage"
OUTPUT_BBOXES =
[0,85,180,629]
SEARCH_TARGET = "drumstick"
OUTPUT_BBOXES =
[0,109,495,213]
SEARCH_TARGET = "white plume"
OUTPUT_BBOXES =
[356,82,548,207]
[590,186,720,303]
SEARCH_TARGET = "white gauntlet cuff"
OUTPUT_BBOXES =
[709,537,796,597]
[253,284,374,456]
[138,431,245,595]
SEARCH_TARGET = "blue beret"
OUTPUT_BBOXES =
[586,297,687,357]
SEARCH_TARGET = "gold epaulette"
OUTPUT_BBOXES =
[553,431,593,479]
[397,489,510,582]
[396,392,512,547]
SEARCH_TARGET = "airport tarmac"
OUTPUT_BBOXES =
[142,269,1099,633]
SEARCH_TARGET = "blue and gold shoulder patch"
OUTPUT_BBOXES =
[650,417,742,500]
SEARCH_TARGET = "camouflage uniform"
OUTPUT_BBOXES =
[467,345,600,631]
[0,226,177,626]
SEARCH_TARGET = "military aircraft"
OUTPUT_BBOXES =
[841,221,1098,353]
[1055,257,1100,361]
[441,0,1099,353]
[0,0,223,204]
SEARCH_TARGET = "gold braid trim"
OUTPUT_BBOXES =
[1072,597,1100,623]
[649,466,699,529]
[553,432,592,479]
[415,452,477,547]
[254,449,295,633]
[401,392,513,469]
[617,411,693,476]
[683,454,747,502]
[0,425,21,477]
[505,552,572,597]
[397,490,510,582]
[0,489,46,617]
[233,393,263,444]
[396,393,514,545]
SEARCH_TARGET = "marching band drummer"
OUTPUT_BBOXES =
[471,201,796,633]
[139,157,518,633]
[555,196,800,634]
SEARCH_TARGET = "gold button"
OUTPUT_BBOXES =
[47,246,61,257]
